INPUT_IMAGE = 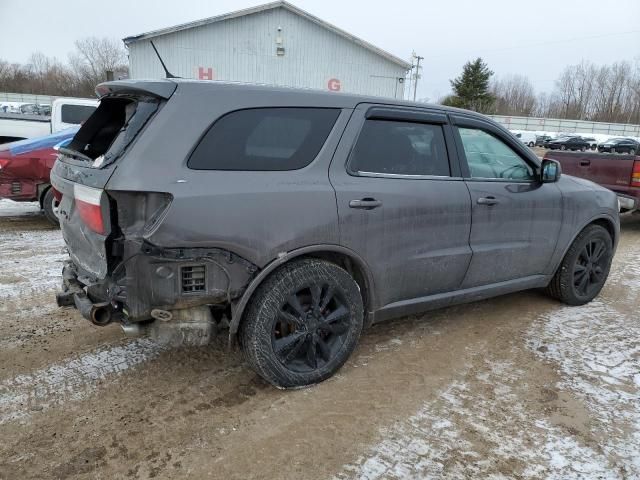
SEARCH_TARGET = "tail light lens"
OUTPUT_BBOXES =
[632,160,640,188]
[0,158,9,170]
[73,184,106,234]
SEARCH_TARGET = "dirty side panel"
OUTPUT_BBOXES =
[104,83,355,268]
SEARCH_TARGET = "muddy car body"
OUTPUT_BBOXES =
[52,79,619,388]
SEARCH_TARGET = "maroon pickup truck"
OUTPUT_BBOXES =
[544,150,640,213]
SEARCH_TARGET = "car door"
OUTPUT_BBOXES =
[329,104,472,311]
[450,114,563,288]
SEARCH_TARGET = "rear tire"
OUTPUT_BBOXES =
[240,258,364,388]
[546,225,613,306]
[42,188,60,226]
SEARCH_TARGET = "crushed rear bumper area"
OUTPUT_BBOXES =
[56,245,258,326]
[56,261,119,326]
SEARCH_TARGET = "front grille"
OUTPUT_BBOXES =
[11,182,21,194]
[181,265,206,293]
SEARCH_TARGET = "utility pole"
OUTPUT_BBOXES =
[413,54,423,101]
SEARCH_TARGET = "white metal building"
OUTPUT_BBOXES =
[123,1,410,98]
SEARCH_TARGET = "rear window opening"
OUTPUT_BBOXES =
[65,96,159,167]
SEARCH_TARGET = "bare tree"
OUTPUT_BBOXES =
[491,75,537,116]
[69,37,128,88]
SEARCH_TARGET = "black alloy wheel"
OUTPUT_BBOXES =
[241,258,363,388]
[572,238,608,298]
[546,224,613,306]
[272,283,350,373]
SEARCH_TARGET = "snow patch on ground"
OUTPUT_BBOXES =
[0,229,66,298]
[529,300,640,476]
[0,339,164,425]
[335,360,616,479]
[0,199,40,217]
[336,293,639,479]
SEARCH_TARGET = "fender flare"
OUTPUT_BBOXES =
[228,244,376,341]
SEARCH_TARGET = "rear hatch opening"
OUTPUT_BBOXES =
[51,85,171,283]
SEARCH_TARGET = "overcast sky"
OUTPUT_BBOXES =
[1,0,639,100]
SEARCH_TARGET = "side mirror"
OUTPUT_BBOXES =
[541,159,562,183]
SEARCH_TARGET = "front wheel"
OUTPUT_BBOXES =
[240,259,364,388]
[546,225,613,306]
[42,188,60,226]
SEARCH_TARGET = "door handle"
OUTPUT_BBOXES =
[477,196,499,206]
[580,160,591,166]
[349,198,382,210]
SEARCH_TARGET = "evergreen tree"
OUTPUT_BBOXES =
[443,58,495,113]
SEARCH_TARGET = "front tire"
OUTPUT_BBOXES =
[42,188,60,226]
[546,225,613,306]
[240,259,364,388]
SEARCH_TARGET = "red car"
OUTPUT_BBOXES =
[0,127,78,224]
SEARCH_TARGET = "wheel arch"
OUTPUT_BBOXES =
[551,214,618,276]
[228,244,376,343]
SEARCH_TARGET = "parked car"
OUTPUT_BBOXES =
[52,80,619,389]
[514,131,536,147]
[581,136,598,150]
[597,137,639,154]
[546,136,590,151]
[0,127,78,224]
[536,135,553,147]
[0,97,97,144]
[545,150,640,214]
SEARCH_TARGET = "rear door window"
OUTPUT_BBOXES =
[348,119,450,176]
[188,108,340,171]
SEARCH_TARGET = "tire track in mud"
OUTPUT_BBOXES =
[0,338,165,425]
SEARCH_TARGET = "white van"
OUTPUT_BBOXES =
[512,131,537,148]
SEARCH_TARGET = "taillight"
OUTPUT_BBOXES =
[632,160,640,188]
[0,158,9,170]
[73,184,105,234]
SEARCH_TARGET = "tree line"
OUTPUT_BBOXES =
[1,41,639,125]
[0,37,128,99]
[442,58,640,124]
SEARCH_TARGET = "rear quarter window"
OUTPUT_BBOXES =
[188,108,340,171]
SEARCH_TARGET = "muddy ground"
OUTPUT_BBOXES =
[0,199,639,479]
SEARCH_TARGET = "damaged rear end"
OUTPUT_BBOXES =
[52,80,255,345]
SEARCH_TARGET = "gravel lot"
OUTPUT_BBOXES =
[0,198,639,479]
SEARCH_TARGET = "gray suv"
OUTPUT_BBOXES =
[52,80,619,388]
